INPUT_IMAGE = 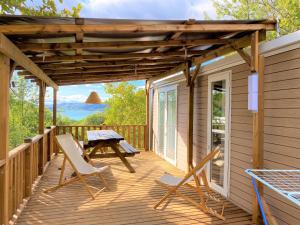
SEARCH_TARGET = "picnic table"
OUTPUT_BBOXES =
[84,130,139,173]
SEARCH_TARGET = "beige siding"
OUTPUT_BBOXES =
[263,47,300,225]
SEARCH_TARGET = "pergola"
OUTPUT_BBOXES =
[0,15,276,225]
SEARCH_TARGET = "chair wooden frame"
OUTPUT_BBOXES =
[44,135,109,199]
[154,148,226,220]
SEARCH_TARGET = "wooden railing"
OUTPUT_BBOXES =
[3,124,147,223]
[56,125,147,150]
[6,126,56,223]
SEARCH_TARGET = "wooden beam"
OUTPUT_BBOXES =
[154,19,196,53]
[0,22,276,34]
[251,31,259,72]
[193,35,252,65]
[150,63,186,81]
[75,32,84,55]
[75,17,84,55]
[27,71,160,80]
[145,80,150,151]
[53,89,57,126]
[38,81,46,175]
[31,73,158,83]
[252,56,265,225]
[152,35,251,82]
[19,65,174,76]
[0,53,10,225]
[191,64,201,83]
[186,61,194,171]
[30,50,207,63]
[18,39,231,51]
[0,33,58,89]
[231,45,251,66]
[35,59,182,70]
[39,81,46,134]
[55,75,156,85]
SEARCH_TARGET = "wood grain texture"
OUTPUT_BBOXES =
[0,53,10,225]
[16,152,254,225]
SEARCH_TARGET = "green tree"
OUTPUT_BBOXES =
[9,76,53,148]
[0,0,82,17]
[78,112,105,125]
[102,82,146,125]
[212,0,300,39]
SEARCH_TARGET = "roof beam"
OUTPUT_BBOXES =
[0,33,58,89]
[193,34,252,65]
[151,34,253,82]
[18,39,231,51]
[25,70,164,80]
[153,19,196,53]
[0,22,276,34]
[19,66,171,76]
[30,50,207,63]
[33,59,182,70]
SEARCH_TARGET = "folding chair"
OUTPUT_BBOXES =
[154,147,226,220]
[44,134,110,199]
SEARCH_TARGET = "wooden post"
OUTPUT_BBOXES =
[0,53,10,225]
[24,139,33,197]
[53,88,57,126]
[185,61,194,171]
[251,31,265,224]
[145,81,150,151]
[38,81,46,175]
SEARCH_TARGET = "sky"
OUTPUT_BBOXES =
[41,0,218,104]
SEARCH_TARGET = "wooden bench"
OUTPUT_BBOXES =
[119,140,140,156]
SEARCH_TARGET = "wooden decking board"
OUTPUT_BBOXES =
[16,152,253,225]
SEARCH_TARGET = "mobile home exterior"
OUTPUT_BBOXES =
[150,31,300,225]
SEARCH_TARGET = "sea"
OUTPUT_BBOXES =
[46,102,107,120]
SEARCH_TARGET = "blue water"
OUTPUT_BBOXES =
[46,103,107,121]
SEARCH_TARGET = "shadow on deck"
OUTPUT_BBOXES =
[16,152,254,225]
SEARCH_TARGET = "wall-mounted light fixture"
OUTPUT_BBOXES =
[248,72,258,112]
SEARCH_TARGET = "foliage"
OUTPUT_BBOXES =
[212,0,300,39]
[102,82,146,125]
[9,77,52,149]
[77,112,105,125]
[0,0,82,17]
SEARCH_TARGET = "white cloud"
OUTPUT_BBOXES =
[137,85,145,89]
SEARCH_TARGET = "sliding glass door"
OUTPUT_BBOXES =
[158,86,177,164]
[207,71,231,197]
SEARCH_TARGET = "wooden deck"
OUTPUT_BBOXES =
[16,152,254,225]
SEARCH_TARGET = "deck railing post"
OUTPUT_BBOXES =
[24,139,33,197]
[0,53,10,225]
[38,81,46,175]
[145,82,150,151]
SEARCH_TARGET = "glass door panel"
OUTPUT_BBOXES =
[157,87,177,165]
[158,92,166,156]
[208,72,230,197]
[211,80,226,188]
[166,90,176,162]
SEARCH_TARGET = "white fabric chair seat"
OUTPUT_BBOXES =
[56,134,108,175]
[159,174,183,186]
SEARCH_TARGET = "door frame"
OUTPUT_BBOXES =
[157,84,178,165]
[207,70,231,197]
